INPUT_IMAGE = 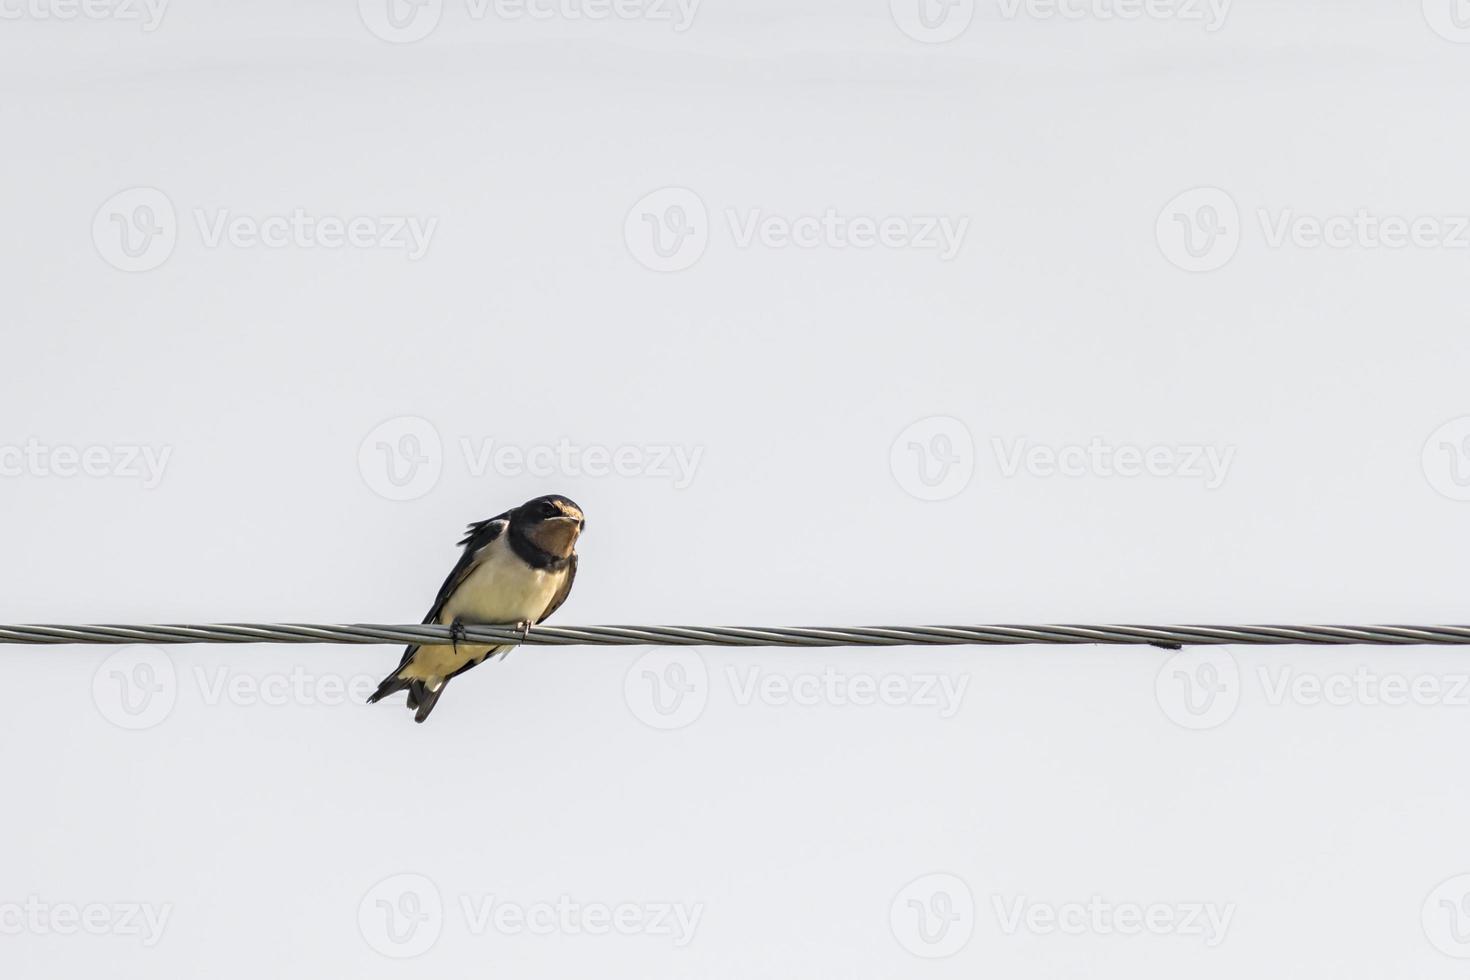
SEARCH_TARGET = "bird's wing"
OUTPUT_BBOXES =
[537,552,578,624]
[427,515,512,622]
[393,514,511,671]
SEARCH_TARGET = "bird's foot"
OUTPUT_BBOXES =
[449,618,467,656]
[491,620,533,663]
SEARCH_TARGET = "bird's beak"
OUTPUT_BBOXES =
[531,516,582,557]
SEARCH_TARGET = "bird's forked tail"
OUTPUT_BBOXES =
[368,648,446,724]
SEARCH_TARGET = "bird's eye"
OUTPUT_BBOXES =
[539,502,559,517]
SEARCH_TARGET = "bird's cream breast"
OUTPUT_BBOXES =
[438,537,564,627]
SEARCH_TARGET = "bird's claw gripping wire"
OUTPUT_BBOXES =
[493,620,533,662]
[449,619,467,657]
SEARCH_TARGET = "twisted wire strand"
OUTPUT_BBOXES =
[2,624,1470,647]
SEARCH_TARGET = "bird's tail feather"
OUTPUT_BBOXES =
[367,644,450,723]
[367,669,410,705]
[409,681,444,724]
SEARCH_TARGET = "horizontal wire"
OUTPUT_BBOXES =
[2,623,1470,648]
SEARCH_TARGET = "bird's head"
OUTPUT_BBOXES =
[513,494,585,560]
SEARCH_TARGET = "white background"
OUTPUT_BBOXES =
[3,0,1470,976]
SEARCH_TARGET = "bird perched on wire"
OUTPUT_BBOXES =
[369,494,584,723]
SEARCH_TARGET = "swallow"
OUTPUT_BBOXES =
[369,494,584,723]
